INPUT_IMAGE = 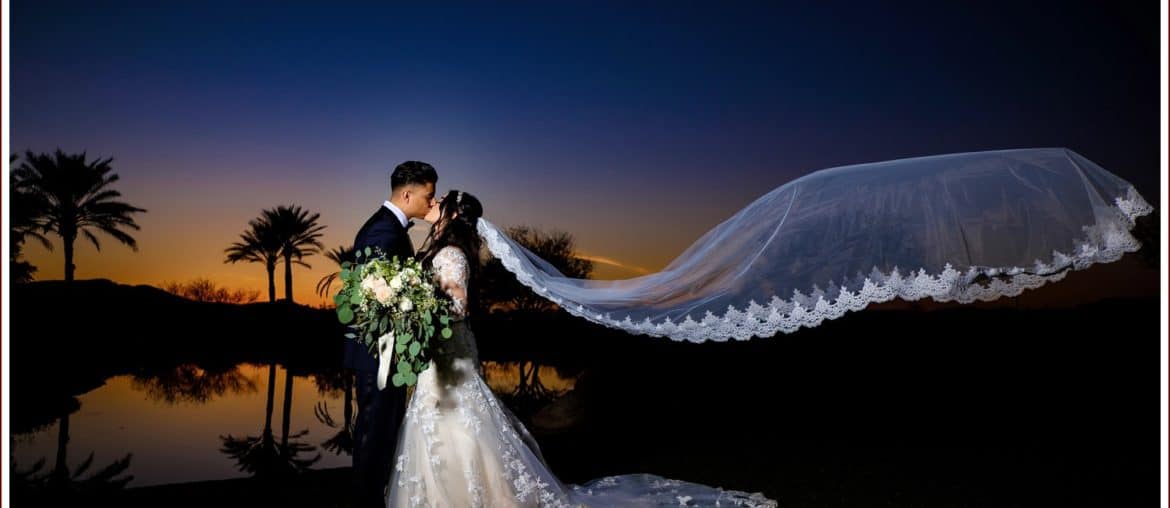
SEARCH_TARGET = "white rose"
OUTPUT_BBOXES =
[399,298,414,312]
[389,275,404,291]
[361,275,377,292]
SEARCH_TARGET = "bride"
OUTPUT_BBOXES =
[388,190,778,507]
[387,148,1151,507]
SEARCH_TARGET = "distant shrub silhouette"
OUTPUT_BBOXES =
[162,278,261,304]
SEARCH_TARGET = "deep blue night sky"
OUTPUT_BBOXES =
[12,1,1160,298]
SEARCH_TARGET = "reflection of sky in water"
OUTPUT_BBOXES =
[10,361,576,488]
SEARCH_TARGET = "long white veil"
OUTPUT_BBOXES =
[478,148,1153,343]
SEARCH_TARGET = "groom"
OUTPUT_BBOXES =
[346,161,437,508]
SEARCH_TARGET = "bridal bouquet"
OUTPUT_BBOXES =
[335,247,453,387]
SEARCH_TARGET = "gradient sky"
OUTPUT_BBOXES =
[11,1,1160,306]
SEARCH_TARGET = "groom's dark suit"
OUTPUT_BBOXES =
[347,204,413,508]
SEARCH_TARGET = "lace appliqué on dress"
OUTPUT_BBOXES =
[433,246,470,319]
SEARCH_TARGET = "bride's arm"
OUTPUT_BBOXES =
[433,247,469,318]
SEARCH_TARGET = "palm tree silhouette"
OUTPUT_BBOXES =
[261,205,326,304]
[315,244,356,299]
[13,150,146,283]
[225,217,282,303]
[10,153,52,283]
[224,219,284,460]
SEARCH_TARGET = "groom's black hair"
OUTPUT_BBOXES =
[391,161,438,191]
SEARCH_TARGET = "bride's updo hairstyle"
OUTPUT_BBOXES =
[418,190,484,283]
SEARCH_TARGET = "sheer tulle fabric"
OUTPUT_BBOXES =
[478,148,1152,342]
[388,248,777,507]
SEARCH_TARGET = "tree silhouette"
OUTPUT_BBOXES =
[225,217,282,303]
[261,205,326,304]
[315,244,356,300]
[479,226,594,313]
[10,152,51,283]
[13,149,146,283]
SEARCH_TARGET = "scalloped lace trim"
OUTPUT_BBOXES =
[479,187,1153,343]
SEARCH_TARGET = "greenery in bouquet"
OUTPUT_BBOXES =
[335,247,453,387]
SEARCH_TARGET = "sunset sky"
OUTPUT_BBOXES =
[11,1,1159,306]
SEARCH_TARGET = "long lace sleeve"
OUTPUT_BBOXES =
[432,246,470,318]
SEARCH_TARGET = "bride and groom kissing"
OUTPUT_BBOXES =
[344,161,777,507]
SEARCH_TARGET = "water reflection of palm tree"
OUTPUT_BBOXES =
[314,370,355,456]
[13,149,146,284]
[219,366,320,478]
[220,364,281,477]
[131,364,258,405]
[315,245,356,299]
[262,205,326,304]
[17,399,133,500]
[15,451,134,501]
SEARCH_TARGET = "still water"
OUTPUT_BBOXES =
[10,362,578,488]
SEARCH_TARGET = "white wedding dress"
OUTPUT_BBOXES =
[388,246,777,507]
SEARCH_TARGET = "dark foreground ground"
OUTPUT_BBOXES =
[10,279,1160,507]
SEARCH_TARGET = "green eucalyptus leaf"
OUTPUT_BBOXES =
[350,292,363,305]
[397,333,412,345]
[337,306,354,324]
[395,343,406,354]
[404,372,417,386]
[441,327,453,339]
[408,342,421,357]
[397,360,412,374]
[392,373,406,387]
[365,247,372,257]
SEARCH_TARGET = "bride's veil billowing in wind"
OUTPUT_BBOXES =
[477,148,1153,343]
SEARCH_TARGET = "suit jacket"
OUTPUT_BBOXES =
[343,206,415,373]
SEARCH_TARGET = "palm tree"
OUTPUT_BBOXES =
[224,217,282,303]
[315,245,356,299]
[13,150,146,283]
[10,153,52,283]
[261,205,326,304]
